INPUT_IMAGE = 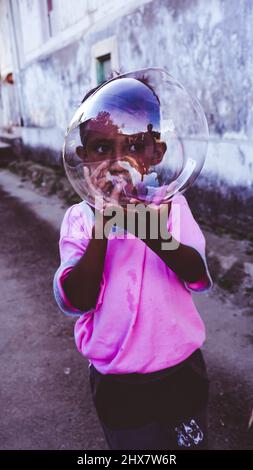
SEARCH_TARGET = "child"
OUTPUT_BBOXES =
[53,76,212,450]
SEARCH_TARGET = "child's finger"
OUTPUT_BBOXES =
[83,166,103,197]
[110,183,122,204]
[129,197,140,205]
[91,161,109,179]
[83,166,89,178]
[96,176,108,190]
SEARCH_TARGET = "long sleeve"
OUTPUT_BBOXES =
[53,202,106,316]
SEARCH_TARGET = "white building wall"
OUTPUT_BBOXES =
[0,0,14,75]
[0,0,252,196]
[48,0,89,34]
[0,0,22,126]
[18,0,47,56]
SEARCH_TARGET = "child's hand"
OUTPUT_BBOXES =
[84,162,129,204]
[84,163,127,230]
[83,162,111,200]
[83,163,171,238]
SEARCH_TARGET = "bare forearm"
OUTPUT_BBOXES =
[144,234,206,283]
[62,225,108,311]
[128,207,206,282]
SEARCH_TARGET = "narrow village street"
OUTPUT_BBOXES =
[0,183,107,450]
[0,171,252,450]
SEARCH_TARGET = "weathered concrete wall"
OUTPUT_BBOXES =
[115,0,253,198]
[0,0,21,127]
[120,0,253,139]
[1,0,253,206]
[16,0,253,135]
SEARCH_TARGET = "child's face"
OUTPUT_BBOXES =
[76,107,167,201]
[77,116,166,176]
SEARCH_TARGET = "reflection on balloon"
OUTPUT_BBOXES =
[63,68,209,207]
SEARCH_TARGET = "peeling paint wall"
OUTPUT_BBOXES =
[119,0,253,140]
[0,0,252,199]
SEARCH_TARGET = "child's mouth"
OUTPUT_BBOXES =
[110,170,124,176]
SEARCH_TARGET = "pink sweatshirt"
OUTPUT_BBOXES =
[53,194,212,374]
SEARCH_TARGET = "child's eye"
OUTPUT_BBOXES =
[129,143,145,153]
[94,144,111,154]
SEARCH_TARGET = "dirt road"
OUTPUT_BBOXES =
[0,172,252,450]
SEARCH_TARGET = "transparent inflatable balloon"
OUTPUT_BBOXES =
[63,68,208,207]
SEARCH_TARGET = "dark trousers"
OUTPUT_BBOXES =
[89,349,209,450]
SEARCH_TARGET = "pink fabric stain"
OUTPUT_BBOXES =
[126,286,135,312]
[127,269,137,284]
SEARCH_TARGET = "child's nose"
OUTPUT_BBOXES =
[111,142,126,161]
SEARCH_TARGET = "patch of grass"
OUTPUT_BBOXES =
[245,286,253,295]
[33,173,43,187]
[217,261,246,293]
[213,226,228,236]
[206,255,222,283]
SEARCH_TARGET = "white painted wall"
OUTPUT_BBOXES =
[0,1,21,126]
[0,0,14,75]
[18,0,46,56]
[0,0,252,195]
